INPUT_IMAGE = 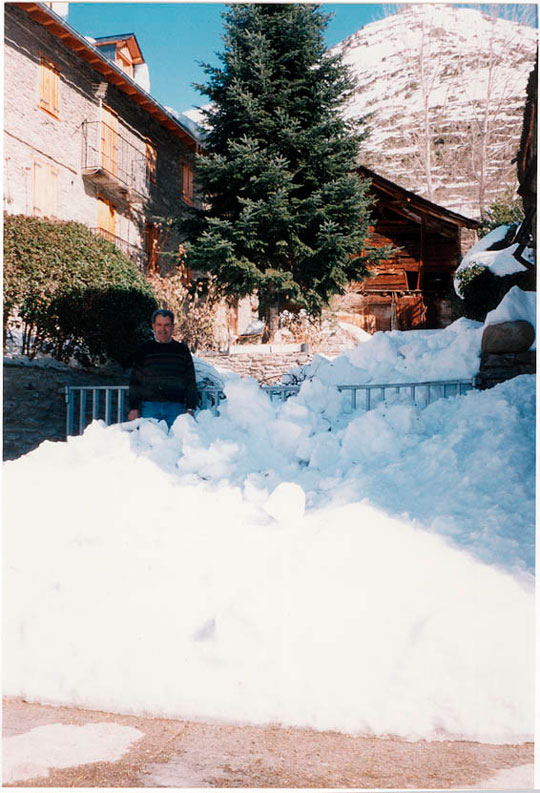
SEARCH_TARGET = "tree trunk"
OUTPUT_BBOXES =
[261,304,279,344]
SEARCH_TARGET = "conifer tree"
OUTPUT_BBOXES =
[180,3,375,339]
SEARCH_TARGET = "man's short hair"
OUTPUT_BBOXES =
[152,308,175,324]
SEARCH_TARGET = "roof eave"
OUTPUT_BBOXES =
[359,166,481,228]
[14,2,202,152]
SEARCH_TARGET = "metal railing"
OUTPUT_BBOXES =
[82,119,148,197]
[91,227,148,272]
[64,378,476,438]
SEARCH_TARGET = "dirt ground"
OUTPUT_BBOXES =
[2,698,534,789]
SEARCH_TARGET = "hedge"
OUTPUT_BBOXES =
[4,213,157,367]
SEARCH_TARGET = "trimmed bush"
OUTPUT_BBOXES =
[4,214,157,367]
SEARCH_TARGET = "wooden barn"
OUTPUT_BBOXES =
[333,167,480,332]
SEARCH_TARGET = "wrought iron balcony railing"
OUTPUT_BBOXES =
[82,120,148,199]
[91,227,148,272]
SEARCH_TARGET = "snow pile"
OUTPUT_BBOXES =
[3,724,142,784]
[286,317,483,386]
[454,225,533,297]
[3,315,535,745]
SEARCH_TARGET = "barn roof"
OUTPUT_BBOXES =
[360,166,481,229]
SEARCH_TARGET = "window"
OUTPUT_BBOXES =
[39,56,60,118]
[145,222,160,271]
[405,271,419,290]
[146,139,157,184]
[423,271,452,295]
[181,162,194,205]
[116,45,134,77]
[101,106,118,177]
[96,195,116,239]
[33,160,58,217]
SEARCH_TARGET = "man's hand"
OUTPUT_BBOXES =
[127,409,140,421]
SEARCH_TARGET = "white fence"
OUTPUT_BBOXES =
[64,378,476,438]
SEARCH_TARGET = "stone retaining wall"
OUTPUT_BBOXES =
[200,350,312,384]
[3,360,124,461]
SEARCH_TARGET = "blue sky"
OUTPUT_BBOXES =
[66,3,537,115]
[67,3,387,113]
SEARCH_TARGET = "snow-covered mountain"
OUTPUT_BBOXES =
[334,4,537,218]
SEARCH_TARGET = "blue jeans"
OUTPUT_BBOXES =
[141,401,186,428]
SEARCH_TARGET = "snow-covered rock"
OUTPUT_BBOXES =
[484,286,536,350]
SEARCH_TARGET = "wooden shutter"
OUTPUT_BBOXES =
[39,56,60,118]
[97,196,116,238]
[145,222,160,271]
[33,160,44,216]
[146,140,157,183]
[181,162,194,204]
[101,106,118,176]
[33,160,58,217]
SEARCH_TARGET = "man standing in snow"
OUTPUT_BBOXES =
[127,309,198,427]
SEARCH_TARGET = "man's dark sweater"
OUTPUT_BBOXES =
[128,339,198,411]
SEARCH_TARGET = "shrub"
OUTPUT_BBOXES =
[480,191,524,236]
[3,214,157,366]
[456,263,535,322]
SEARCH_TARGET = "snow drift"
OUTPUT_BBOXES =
[3,319,535,744]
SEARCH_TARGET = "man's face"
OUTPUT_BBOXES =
[153,314,174,343]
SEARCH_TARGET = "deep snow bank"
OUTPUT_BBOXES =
[285,317,484,386]
[3,364,535,743]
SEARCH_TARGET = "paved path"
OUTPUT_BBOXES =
[2,698,534,789]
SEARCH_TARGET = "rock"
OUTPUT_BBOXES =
[477,350,536,389]
[481,320,535,355]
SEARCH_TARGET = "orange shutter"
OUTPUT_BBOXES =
[97,196,116,238]
[146,140,157,183]
[33,160,58,217]
[51,69,59,116]
[33,160,44,216]
[39,57,60,118]
[181,162,194,204]
[101,106,118,176]
[145,222,160,271]
[46,166,58,216]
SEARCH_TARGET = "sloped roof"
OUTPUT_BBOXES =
[14,2,201,152]
[360,166,481,229]
[93,33,145,65]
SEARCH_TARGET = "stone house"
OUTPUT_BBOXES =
[332,168,481,333]
[4,2,201,272]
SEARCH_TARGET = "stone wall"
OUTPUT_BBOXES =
[2,349,312,461]
[201,350,312,385]
[3,360,124,461]
[3,352,310,461]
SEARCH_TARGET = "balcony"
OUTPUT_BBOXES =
[91,227,148,272]
[82,120,148,202]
